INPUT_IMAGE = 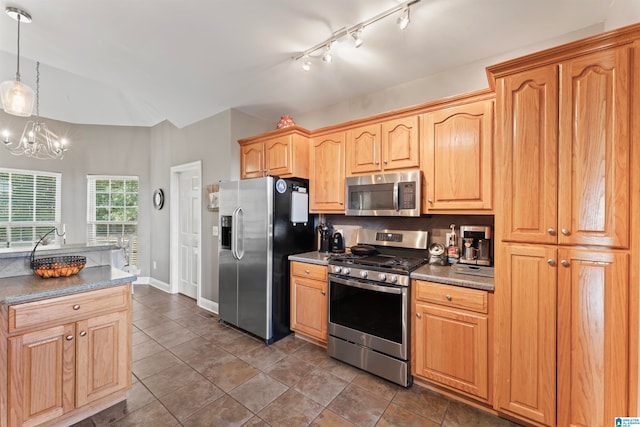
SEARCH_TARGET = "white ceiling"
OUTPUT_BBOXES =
[0,0,616,128]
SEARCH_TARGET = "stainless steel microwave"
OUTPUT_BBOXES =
[345,170,421,216]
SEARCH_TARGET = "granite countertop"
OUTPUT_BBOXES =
[411,264,494,291]
[0,265,137,305]
[288,251,331,266]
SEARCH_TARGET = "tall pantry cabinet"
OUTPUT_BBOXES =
[488,25,640,427]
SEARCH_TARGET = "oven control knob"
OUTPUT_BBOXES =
[360,271,368,278]
[334,266,342,274]
[378,273,387,281]
[343,268,351,275]
[389,275,398,284]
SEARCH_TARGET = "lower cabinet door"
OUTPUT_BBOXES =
[290,276,327,342]
[8,323,75,427]
[557,248,629,426]
[75,310,131,407]
[414,302,489,401]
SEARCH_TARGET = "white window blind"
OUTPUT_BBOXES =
[87,175,139,267]
[0,168,61,248]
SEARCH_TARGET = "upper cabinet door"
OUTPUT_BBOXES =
[496,66,559,244]
[240,141,265,179]
[422,99,494,212]
[558,47,631,248]
[309,132,345,213]
[381,116,420,171]
[346,124,382,175]
[265,136,293,177]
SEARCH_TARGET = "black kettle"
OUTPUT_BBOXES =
[331,232,345,253]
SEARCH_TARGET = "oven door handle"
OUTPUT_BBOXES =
[330,275,403,295]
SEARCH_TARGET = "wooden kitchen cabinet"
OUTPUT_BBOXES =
[421,96,493,212]
[488,28,640,426]
[2,284,132,427]
[290,261,328,345]
[309,131,345,213]
[412,280,491,403]
[556,248,629,427]
[346,115,419,175]
[238,127,310,179]
[496,48,631,248]
[494,243,557,426]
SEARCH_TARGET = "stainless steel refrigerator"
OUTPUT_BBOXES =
[218,176,315,344]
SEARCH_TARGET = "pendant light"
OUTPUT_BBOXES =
[0,7,35,117]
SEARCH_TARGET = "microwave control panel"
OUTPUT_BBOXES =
[399,182,416,209]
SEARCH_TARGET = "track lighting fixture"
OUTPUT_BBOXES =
[351,29,364,48]
[301,55,311,72]
[322,43,333,63]
[293,0,420,71]
[398,7,410,30]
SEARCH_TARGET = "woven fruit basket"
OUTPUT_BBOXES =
[31,228,86,279]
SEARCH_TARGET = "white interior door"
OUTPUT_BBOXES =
[178,169,200,298]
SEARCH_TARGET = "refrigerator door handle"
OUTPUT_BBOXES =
[234,207,245,260]
[231,207,239,260]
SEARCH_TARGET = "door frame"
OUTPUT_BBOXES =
[169,160,202,304]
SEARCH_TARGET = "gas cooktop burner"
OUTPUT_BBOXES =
[329,253,427,273]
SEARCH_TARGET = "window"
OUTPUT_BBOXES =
[0,168,61,248]
[87,176,139,267]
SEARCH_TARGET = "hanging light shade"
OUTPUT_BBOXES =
[1,7,35,117]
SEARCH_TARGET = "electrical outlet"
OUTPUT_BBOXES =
[212,225,219,236]
[445,232,453,246]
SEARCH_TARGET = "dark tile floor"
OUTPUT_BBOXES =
[75,284,522,427]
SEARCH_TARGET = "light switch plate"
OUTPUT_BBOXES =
[212,226,219,236]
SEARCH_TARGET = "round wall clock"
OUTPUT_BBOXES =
[153,189,164,210]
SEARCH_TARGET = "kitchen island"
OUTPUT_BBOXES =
[0,246,136,427]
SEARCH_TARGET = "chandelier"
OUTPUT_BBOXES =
[2,62,69,160]
[0,7,35,117]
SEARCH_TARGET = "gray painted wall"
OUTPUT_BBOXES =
[148,109,271,303]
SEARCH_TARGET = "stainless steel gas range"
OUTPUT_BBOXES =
[327,228,429,387]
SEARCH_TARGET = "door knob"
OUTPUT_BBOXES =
[561,228,570,236]
[561,260,570,267]
[73,304,80,310]
[445,294,452,301]
[547,228,556,235]
[416,313,422,319]
[321,290,326,296]
[547,259,556,266]
[427,199,433,204]
[66,335,74,341]
[79,331,87,337]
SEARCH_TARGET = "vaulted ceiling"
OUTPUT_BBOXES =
[0,0,615,128]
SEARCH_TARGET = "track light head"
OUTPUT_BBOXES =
[322,43,333,63]
[398,7,410,30]
[351,29,363,48]
[301,55,311,71]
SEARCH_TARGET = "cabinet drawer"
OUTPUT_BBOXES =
[8,284,130,334]
[291,262,327,281]
[414,280,487,313]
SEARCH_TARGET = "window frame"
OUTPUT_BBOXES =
[0,167,62,248]
[86,175,139,267]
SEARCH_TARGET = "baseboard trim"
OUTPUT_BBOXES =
[198,297,218,314]
[146,277,171,293]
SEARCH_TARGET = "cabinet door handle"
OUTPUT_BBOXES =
[427,198,433,205]
[416,313,422,319]
[547,259,556,266]
[73,304,80,310]
[547,228,556,235]
[383,160,388,164]
[561,259,570,267]
[375,161,380,165]
[305,269,310,274]
[445,294,452,301]
[561,228,570,236]
[79,331,87,337]
[321,291,326,296]
[66,335,74,341]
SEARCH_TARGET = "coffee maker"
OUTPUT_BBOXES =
[458,225,492,266]
[317,223,332,253]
